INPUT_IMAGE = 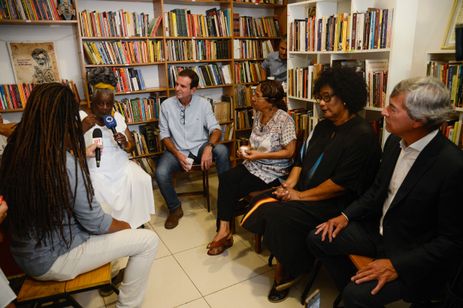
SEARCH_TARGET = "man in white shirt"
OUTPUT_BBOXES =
[307,77,463,307]
[156,69,230,229]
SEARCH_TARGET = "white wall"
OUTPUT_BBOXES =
[410,0,454,77]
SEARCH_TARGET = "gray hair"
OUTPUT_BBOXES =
[87,67,117,99]
[390,77,453,130]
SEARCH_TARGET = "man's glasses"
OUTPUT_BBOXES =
[180,108,185,125]
[314,93,336,103]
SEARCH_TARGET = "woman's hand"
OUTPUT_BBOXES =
[242,149,261,161]
[82,114,98,133]
[114,132,128,149]
[272,183,301,201]
[86,143,103,157]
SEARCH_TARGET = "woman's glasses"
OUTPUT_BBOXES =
[314,93,336,103]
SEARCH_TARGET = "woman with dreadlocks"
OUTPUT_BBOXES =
[80,67,155,228]
[0,83,158,307]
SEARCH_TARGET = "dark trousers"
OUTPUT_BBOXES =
[217,164,279,222]
[306,222,406,308]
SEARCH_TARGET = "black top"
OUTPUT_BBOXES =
[295,116,381,202]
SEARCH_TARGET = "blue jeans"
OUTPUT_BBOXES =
[155,143,230,211]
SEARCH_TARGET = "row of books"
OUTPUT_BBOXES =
[235,108,253,130]
[289,8,393,52]
[110,67,146,93]
[234,61,265,84]
[79,10,161,38]
[234,15,280,38]
[134,157,156,177]
[234,84,253,108]
[219,123,234,142]
[164,8,231,37]
[114,96,161,124]
[166,39,230,62]
[0,80,80,111]
[83,40,164,65]
[0,0,64,21]
[441,119,463,148]
[288,109,320,141]
[233,39,274,60]
[287,63,327,100]
[168,64,232,88]
[288,59,388,108]
[427,61,463,108]
[131,124,163,156]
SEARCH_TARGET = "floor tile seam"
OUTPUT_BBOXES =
[196,266,274,298]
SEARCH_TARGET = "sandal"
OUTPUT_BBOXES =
[207,234,233,255]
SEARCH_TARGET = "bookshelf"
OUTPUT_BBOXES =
[286,0,414,144]
[426,50,463,148]
[1,0,287,165]
[0,0,84,119]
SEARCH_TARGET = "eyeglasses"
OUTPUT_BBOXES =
[252,94,269,101]
[314,93,336,103]
[180,108,185,125]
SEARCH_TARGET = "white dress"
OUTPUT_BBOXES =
[80,111,155,228]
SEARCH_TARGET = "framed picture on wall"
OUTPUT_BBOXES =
[442,0,463,49]
[8,42,60,84]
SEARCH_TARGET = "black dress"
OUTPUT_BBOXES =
[242,116,381,277]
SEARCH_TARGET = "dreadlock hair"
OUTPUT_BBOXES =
[0,83,94,247]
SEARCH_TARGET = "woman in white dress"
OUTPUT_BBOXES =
[80,68,155,228]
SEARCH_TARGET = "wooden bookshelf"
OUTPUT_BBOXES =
[286,0,400,143]
[426,50,463,148]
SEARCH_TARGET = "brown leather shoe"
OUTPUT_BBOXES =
[165,207,183,229]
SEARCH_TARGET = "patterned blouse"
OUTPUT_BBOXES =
[243,109,297,183]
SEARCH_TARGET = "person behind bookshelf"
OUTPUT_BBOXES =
[80,67,155,230]
[156,69,230,230]
[207,80,296,256]
[262,37,287,82]
[0,83,158,307]
[241,67,381,303]
[307,77,463,308]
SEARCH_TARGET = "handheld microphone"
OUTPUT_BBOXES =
[102,115,122,148]
[92,128,103,167]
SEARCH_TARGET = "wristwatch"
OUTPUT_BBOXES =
[206,142,215,149]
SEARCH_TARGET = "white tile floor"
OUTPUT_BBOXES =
[73,170,408,308]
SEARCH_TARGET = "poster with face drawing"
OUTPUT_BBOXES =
[8,42,60,84]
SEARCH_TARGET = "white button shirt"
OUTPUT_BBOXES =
[379,130,438,235]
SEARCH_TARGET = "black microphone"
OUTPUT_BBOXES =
[103,115,122,148]
[92,128,103,167]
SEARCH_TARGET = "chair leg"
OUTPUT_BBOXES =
[254,234,262,253]
[230,217,236,234]
[300,259,322,305]
[202,170,210,212]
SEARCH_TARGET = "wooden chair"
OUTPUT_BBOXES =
[16,263,117,308]
[230,188,274,253]
[177,164,212,212]
[299,255,373,305]
[1,229,118,308]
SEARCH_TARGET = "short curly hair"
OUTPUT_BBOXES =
[87,67,117,88]
[313,67,368,113]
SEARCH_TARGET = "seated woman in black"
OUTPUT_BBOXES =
[241,67,382,302]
